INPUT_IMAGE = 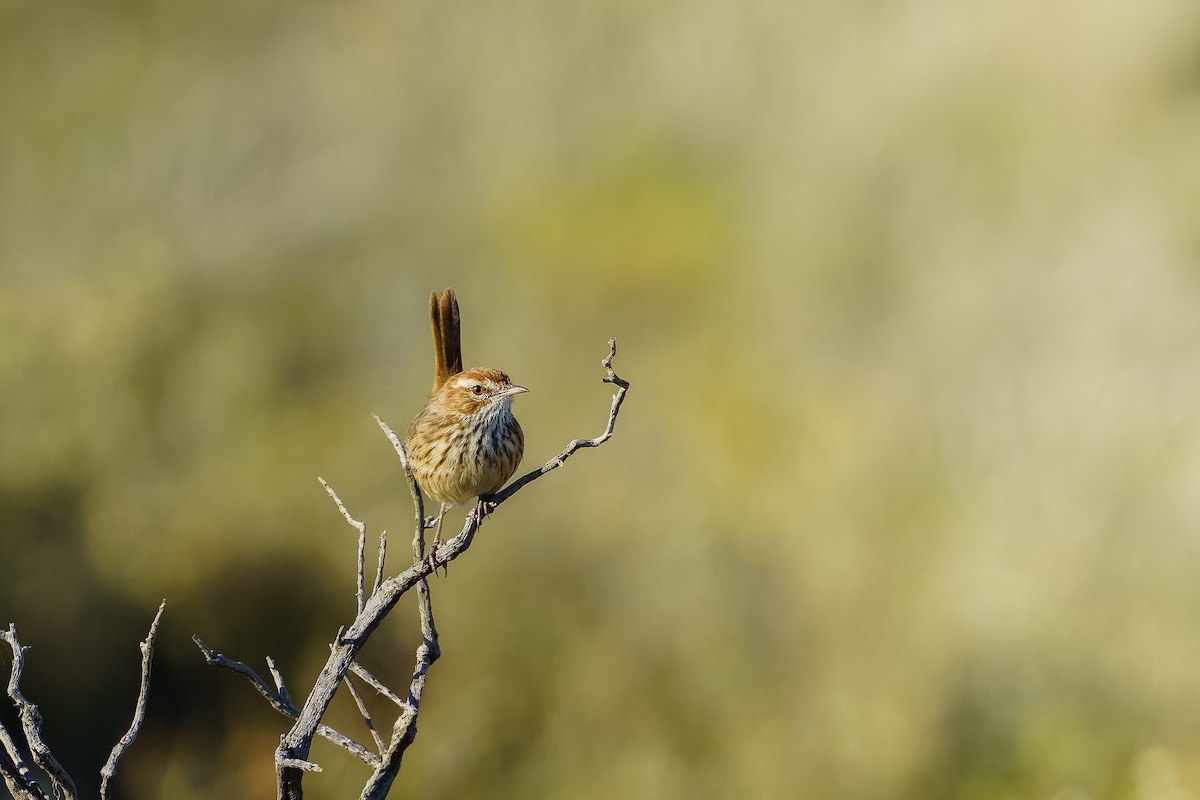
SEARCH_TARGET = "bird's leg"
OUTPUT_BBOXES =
[474,495,492,522]
[428,501,449,576]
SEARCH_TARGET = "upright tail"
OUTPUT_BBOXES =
[430,288,464,391]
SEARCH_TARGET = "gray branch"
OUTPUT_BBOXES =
[359,578,440,799]
[2,603,167,800]
[100,600,166,800]
[1,624,77,800]
[266,657,293,709]
[272,556,432,796]
[490,338,629,505]
[347,661,408,709]
[319,478,368,616]
[371,415,426,564]
[0,721,47,800]
[372,531,388,598]
[192,637,381,767]
[341,673,385,753]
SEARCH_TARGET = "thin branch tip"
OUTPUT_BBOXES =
[100,601,167,797]
[191,635,214,660]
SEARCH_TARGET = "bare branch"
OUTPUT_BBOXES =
[373,531,388,598]
[265,657,293,708]
[341,673,385,753]
[1,625,77,800]
[275,559,437,798]
[99,600,166,800]
[360,578,440,799]
[491,338,629,505]
[193,637,284,710]
[371,415,426,563]
[347,662,408,710]
[192,637,380,767]
[320,478,368,616]
[0,721,47,800]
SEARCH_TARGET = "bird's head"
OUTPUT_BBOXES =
[434,368,528,416]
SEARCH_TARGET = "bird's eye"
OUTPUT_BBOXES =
[471,385,484,395]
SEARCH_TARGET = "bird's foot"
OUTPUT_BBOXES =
[475,496,497,522]
[426,540,448,577]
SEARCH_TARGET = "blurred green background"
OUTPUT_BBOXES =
[4,0,1200,798]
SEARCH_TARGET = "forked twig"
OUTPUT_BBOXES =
[493,338,628,503]
[2,625,79,800]
[359,578,440,799]
[192,637,380,767]
[320,478,368,616]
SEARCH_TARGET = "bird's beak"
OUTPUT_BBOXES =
[498,384,529,398]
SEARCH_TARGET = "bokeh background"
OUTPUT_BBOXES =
[4,0,1200,798]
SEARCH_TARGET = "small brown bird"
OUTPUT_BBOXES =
[404,289,526,560]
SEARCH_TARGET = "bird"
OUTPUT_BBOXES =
[403,289,526,566]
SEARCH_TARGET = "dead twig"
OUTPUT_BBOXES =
[192,637,380,767]
[360,578,440,799]
[0,720,47,800]
[2,625,78,800]
[320,478,369,616]
[100,600,166,799]
[348,661,408,710]
[370,416,426,564]
[491,338,629,504]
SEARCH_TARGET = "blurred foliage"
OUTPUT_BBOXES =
[4,0,1200,798]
